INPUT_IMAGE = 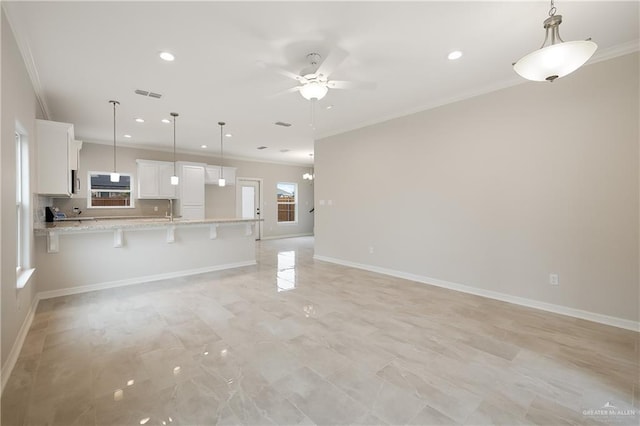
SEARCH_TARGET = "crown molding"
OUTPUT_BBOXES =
[2,2,51,120]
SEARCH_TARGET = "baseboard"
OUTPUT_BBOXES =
[1,296,39,394]
[38,260,257,300]
[260,233,314,241]
[313,255,639,332]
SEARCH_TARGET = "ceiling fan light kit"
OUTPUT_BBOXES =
[299,81,329,100]
[513,0,597,82]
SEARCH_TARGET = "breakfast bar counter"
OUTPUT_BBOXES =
[34,217,262,298]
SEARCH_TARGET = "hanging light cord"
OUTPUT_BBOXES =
[548,0,556,16]
[173,114,177,176]
[219,122,225,179]
[109,100,120,173]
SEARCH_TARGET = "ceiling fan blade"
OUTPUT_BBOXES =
[267,86,302,99]
[327,80,376,90]
[315,47,349,78]
[258,61,305,82]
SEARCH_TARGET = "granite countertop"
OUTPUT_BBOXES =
[35,217,262,235]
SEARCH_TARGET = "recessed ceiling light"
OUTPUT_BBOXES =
[257,146,268,150]
[201,145,208,149]
[123,134,132,138]
[159,51,175,61]
[448,50,463,60]
[225,133,232,138]
[326,105,333,110]
[161,119,171,124]
[135,118,144,123]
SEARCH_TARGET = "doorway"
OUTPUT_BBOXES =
[236,178,262,240]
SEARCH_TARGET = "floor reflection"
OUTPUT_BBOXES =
[276,250,296,292]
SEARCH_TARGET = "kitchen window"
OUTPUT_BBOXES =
[277,182,297,223]
[87,172,134,208]
[16,130,34,288]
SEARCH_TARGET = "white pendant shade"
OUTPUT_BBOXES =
[514,40,597,82]
[299,82,328,100]
[110,172,120,182]
[218,178,226,187]
[170,175,179,185]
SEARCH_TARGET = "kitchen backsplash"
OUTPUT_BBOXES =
[49,197,172,218]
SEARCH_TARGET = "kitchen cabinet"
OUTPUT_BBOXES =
[136,159,176,199]
[205,165,236,186]
[36,119,78,197]
[204,166,220,184]
[176,162,205,220]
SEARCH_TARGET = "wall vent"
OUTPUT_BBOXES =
[135,89,162,99]
[275,121,292,127]
[257,146,268,150]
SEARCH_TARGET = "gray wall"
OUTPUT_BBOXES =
[52,143,315,239]
[315,53,639,323]
[1,10,41,373]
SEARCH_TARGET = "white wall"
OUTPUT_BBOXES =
[1,10,40,378]
[52,143,315,239]
[315,53,639,325]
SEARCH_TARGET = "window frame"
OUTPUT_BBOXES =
[87,171,135,209]
[16,129,35,289]
[16,132,23,273]
[276,182,298,224]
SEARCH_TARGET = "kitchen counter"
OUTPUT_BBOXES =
[34,217,262,298]
[35,217,261,235]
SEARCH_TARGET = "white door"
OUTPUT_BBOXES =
[237,179,261,240]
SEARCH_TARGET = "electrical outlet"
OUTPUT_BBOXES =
[549,273,559,285]
[154,206,158,212]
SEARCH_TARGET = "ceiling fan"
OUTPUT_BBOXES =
[271,48,375,101]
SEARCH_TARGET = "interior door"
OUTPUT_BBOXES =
[237,179,261,240]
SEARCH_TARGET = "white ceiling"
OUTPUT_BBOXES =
[4,1,639,165]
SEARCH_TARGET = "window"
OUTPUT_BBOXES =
[88,172,134,208]
[16,132,23,272]
[16,130,34,288]
[277,182,297,223]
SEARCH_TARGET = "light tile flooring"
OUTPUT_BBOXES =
[2,237,639,425]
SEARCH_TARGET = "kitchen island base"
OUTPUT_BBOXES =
[35,220,258,298]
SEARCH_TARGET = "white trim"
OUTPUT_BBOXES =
[261,233,313,241]
[1,297,39,394]
[1,2,51,120]
[315,45,640,144]
[37,260,256,300]
[313,255,639,332]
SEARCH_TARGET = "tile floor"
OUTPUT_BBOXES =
[1,236,638,425]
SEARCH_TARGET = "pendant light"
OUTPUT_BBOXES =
[218,121,226,187]
[108,100,121,182]
[170,112,179,185]
[513,0,597,82]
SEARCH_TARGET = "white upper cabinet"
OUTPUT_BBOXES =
[205,165,236,185]
[36,119,76,197]
[136,159,176,199]
[204,166,220,184]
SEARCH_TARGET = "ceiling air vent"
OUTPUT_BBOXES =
[275,121,292,127]
[280,149,290,153]
[257,146,268,150]
[135,89,163,99]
